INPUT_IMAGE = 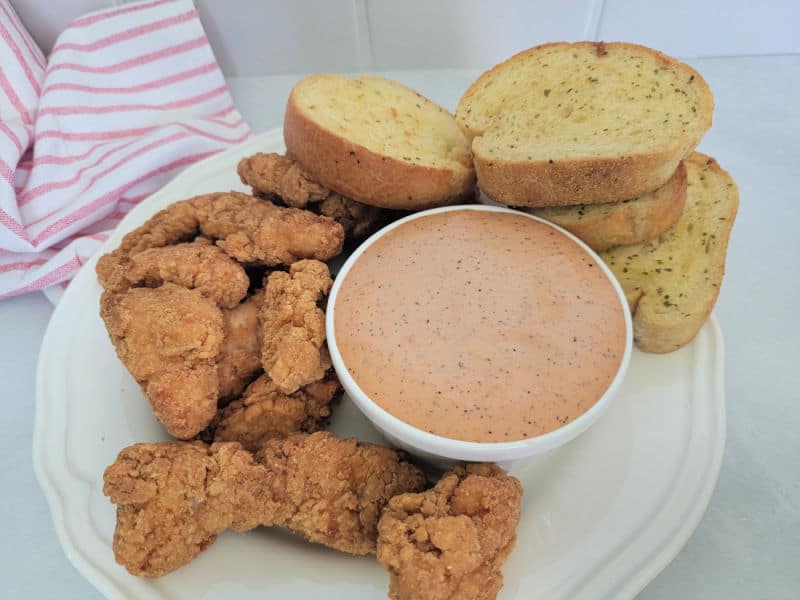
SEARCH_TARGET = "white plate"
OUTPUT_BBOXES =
[33,129,726,600]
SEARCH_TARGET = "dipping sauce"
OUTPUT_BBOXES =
[333,209,627,443]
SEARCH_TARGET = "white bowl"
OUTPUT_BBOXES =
[326,204,633,471]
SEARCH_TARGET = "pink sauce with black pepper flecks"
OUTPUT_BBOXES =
[334,210,627,442]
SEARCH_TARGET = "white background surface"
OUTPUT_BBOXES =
[10,0,800,72]
[2,54,799,599]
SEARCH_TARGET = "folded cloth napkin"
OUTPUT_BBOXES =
[0,0,251,302]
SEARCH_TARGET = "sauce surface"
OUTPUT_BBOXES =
[334,210,627,442]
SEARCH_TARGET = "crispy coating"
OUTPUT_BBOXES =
[101,283,264,436]
[377,464,523,600]
[103,432,426,577]
[103,442,270,577]
[217,289,264,399]
[211,372,341,452]
[96,192,344,286]
[100,284,223,439]
[103,241,250,309]
[253,432,424,555]
[261,260,332,394]
[238,153,387,238]
[237,152,329,208]
[95,192,343,435]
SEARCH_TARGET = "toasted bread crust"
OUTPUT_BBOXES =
[527,161,687,251]
[284,79,476,210]
[475,145,688,207]
[600,153,738,353]
[458,42,713,207]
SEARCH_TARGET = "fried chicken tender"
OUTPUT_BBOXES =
[217,289,264,399]
[254,432,424,555]
[238,153,387,238]
[210,372,340,452]
[237,152,329,208]
[96,192,344,286]
[261,260,332,394]
[103,432,426,577]
[103,441,268,577]
[101,241,250,308]
[101,279,264,436]
[377,464,523,600]
[100,284,223,439]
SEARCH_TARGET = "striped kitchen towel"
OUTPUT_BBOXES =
[0,0,251,302]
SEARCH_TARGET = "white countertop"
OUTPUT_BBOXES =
[3,55,799,598]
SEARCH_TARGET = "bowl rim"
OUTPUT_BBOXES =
[326,204,633,462]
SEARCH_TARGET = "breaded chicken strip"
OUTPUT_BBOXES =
[100,284,223,439]
[238,153,387,238]
[217,289,264,400]
[377,464,523,600]
[261,260,332,394]
[238,152,329,208]
[253,432,424,555]
[211,372,340,452]
[101,241,250,309]
[96,191,344,287]
[103,442,267,577]
[103,432,426,577]
[101,282,264,437]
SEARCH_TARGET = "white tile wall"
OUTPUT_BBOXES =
[366,0,599,69]
[597,0,800,58]
[10,0,800,74]
[194,0,366,75]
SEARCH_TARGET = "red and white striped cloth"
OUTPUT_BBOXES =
[0,0,251,302]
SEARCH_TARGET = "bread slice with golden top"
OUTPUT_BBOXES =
[529,161,687,251]
[284,75,475,210]
[599,153,738,353]
[456,42,713,207]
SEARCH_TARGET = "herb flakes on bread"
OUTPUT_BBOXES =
[600,153,738,353]
[528,161,687,251]
[284,75,475,210]
[456,42,713,207]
